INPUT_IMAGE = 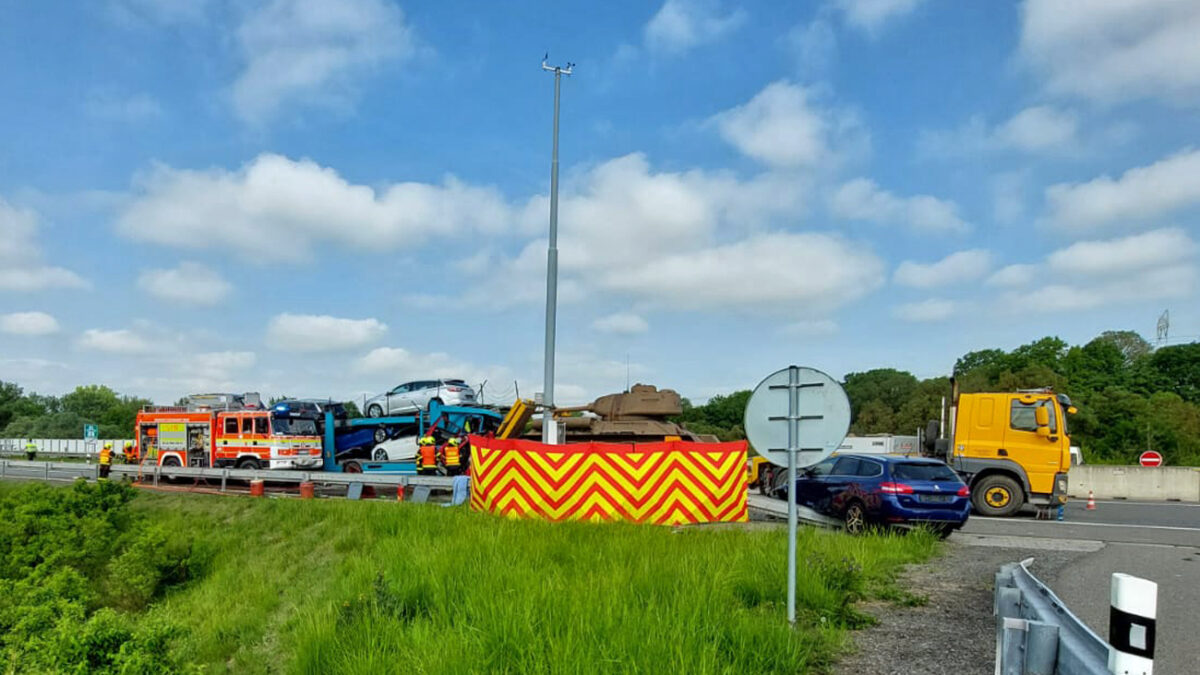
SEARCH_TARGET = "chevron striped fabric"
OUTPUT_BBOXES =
[467,436,749,525]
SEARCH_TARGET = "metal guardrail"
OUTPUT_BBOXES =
[994,558,1156,675]
[0,459,455,492]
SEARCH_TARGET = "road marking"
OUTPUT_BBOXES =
[953,533,1105,552]
[1076,500,1200,508]
[973,517,1200,533]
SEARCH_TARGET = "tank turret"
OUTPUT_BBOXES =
[530,384,715,443]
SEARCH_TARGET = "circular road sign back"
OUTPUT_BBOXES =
[743,366,850,469]
[1139,450,1163,467]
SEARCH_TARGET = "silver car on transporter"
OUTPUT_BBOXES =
[363,379,477,417]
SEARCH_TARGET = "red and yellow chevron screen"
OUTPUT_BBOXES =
[467,437,749,525]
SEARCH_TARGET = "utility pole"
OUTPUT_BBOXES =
[541,55,572,444]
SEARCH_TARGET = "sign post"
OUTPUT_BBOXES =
[744,366,850,626]
[1138,451,1163,467]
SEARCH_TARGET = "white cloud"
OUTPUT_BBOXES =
[986,264,1038,288]
[644,0,746,55]
[592,312,650,335]
[713,81,866,168]
[233,0,415,123]
[1043,149,1200,231]
[894,249,991,288]
[893,298,955,322]
[834,0,927,35]
[138,262,233,305]
[78,329,154,355]
[469,153,882,314]
[117,153,512,262]
[0,198,89,292]
[996,229,1198,312]
[1046,228,1197,277]
[0,312,60,336]
[997,106,1078,151]
[267,313,387,352]
[830,178,969,232]
[918,106,1078,158]
[780,319,838,336]
[353,347,469,377]
[1019,0,1200,105]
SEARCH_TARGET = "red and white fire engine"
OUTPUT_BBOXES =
[134,393,322,470]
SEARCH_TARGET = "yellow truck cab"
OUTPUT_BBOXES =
[943,388,1073,517]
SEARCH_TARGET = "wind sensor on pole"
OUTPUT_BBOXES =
[540,54,573,445]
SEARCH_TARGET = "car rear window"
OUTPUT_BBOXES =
[891,462,959,481]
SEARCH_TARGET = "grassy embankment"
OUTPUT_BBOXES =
[0,481,938,673]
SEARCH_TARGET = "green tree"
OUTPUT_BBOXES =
[842,369,918,419]
[851,399,895,434]
[1095,330,1153,364]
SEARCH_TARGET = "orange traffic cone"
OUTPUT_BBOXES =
[1086,490,1096,510]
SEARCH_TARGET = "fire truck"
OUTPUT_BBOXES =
[135,393,323,470]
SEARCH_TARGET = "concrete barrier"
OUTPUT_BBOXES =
[1068,465,1200,502]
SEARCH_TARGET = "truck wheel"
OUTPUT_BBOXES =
[367,405,384,418]
[160,455,182,481]
[237,457,261,471]
[972,475,1024,517]
[343,460,362,473]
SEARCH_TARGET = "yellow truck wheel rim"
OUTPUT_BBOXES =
[985,486,1011,508]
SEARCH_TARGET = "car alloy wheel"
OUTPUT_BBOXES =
[844,502,866,535]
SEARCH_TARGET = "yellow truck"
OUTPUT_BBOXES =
[931,383,1075,517]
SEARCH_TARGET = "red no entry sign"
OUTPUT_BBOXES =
[1139,450,1164,467]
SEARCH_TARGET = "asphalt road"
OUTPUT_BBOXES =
[958,501,1199,674]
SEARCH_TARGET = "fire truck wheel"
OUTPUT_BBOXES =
[236,457,261,471]
[160,455,182,482]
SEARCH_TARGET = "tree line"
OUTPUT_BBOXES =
[676,331,1200,466]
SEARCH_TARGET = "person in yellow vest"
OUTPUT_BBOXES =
[98,442,114,479]
[441,436,463,476]
[122,441,135,464]
[417,435,438,475]
[24,439,37,460]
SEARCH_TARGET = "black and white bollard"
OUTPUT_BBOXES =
[1108,572,1157,674]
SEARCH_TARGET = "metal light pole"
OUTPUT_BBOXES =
[541,56,572,444]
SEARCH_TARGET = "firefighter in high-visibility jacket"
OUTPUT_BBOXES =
[24,439,37,460]
[417,435,438,475]
[98,442,114,479]
[122,440,136,464]
[441,437,463,476]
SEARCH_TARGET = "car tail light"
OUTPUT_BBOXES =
[446,386,463,392]
[879,482,914,494]
[956,485,970,497]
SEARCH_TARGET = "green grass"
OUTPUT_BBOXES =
[2,482,939,673]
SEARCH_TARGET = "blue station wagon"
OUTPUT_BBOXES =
[777,453,971,537]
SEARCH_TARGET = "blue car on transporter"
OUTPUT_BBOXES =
[775,453,971,537]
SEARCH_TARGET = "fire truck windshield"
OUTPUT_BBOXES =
[273,417,317,436]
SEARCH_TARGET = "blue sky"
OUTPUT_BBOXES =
[2,0,1199,406]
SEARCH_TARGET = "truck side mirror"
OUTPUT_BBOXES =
[1034,406,1050,428]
